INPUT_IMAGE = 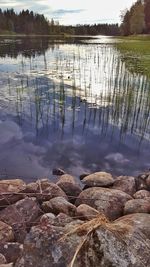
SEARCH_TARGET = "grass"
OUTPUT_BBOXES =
[115,35,150,78]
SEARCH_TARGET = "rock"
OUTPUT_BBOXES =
[52,168,65,176]
[0,254,6,264]
[124,198,150,215]
[0,179,26,206]
[22,182,38,194]
[35,180,68,202]
[40,213,56,225]
[0,243,23,264]
[79,213,150,267]
[76,204,100,220]
[0,221,14,243]
[54,213,74,227]
[136,171,150,191]
[0,264,13,267]
[15,222,84,267]
[82,172,114,188]
[133,189,150,199]
[0,197,41,242]
[15,213,150,267]
[40,213,77,228]
[75,187,132,220]
[56,174,82,203]
[112,176,136,196]
[79,173,90,180]
[57,174,77,185]
[41,197,76,216]
[146,175,150,189]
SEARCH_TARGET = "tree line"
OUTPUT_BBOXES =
[0,9,120,36]
[121,0,150,35]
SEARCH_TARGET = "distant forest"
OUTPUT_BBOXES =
[121,0,150,35]
[0,9,120,36]
[0,2,150,37]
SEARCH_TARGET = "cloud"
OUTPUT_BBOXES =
[52,9,85,17]
[105,153,129,164]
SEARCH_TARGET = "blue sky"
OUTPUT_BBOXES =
[0,0,136,25]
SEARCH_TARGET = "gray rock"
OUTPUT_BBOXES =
[54,213,75,227]
[75,187,132,220]
[76,204,100,220]
[42,197,76,216]
[112,176,136,196]
[133,189,150,199]
[0,179,26,206]
[0,197,41,242]
[57,174,82,203]
[124,198,150,215]
[0,254,6,264]
[35,180,68,202]
[15,222,84,267]
[52,168,65,176]
[0,264,13,267]
[40,213,56,225]
[83,213,150,267]
[15,213,150,267]
[57,174,77,185]
[136,171,150,191]
[82,172,114,187]
[40,213,75,228]
[79,173,90,180]
[22,182,38,194]
[0,243,23,264]
[0,221,14,243]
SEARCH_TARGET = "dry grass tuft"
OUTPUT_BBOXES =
[60,213,134,267]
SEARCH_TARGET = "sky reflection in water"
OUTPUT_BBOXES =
[0,36,149,181]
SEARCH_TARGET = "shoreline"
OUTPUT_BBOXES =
[0,169,149,266]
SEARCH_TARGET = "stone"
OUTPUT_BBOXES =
[0,179,26,206]
[77,213,150,267]
[40,213,56,225]
[54,213,74,227]
[133,189,150,199]
[22,182,38,194]
[0,221,14,243]
[15,213,150,267]
[57,174,77,185]
[35,180,68,202]
[0,254,6,264]
[146,175,150,189]
[136,171,150,191]
[112,176,136,196]
[0,264,13,267]
[42,197,76,216]
[57,174,82,203]
[79,173,90,180]
[124,198,150,215]
[52,168,65,176]
[0,197,41,242]
[76,204,100,220]
[75,187,132,220]
[82,172,114,188]
[15,222,84,267]
[0,243,23,264]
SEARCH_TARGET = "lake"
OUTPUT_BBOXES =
[0,36,149,181]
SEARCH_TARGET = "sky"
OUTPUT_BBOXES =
[0,0,136,25]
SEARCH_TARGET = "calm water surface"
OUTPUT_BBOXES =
[0,36,149,181]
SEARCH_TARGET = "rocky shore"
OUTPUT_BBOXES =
[0,170,150,267]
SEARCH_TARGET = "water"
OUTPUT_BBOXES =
[0,36,149,181]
